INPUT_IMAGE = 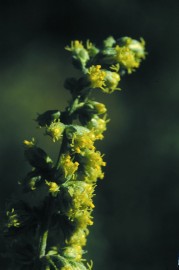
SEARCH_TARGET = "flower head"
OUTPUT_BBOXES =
[103,70,120,93]
[63,244,83,261]
[88,65,120,93]
[45,181,60,196]
[46,120,65,142]
[59,154,79,179]
[115,45,139,73]
[87,115,108,140]
[88,65,106,90]
[78,149,106,183]
[65,40,89,68]
[66,229,88,247]
[120,37,146,60]
[65,181,95,213]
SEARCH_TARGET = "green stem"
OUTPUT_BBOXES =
[39,229,49,258]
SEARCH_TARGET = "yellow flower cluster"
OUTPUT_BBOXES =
[115,46,139,74]
[87,115,108,140]
[65,181,95,216]
[88,65,120,93]
[66,228,88,247]
[45,181,60,196]
[58,121,106,265]
[88,65,106,89]
[5,36,146,270]
[59,154,79,179]
[80,149,106,183]
[71,129,95,154]
[115,37,146,74]
[63,244,83,261]
[46,120,65,142]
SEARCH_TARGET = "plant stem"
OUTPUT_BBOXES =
[39,229,49,258]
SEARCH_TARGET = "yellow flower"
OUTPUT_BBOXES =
[88,65,106,89]
[66,229,88,247]
[87,116,108,140]
[120,37,146,60]
[65,40,89,68]
[74,209,94,228]
[71,128,96,153]
[65,40,84,52]
[78,149,106,183]
[66,181,95,213]
[46,120,65,142]
[88,65,120,93]
[115,45,139,73]
[59,154,79,178]
[45,181,60,195]
[63,244,83,261]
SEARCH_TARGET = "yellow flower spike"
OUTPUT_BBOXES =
[45,181,60,195]
[88,65,106,89]
[115,45,139,73]
[5,36,146,270]
[46,120,65,142]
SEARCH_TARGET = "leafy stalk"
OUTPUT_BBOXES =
[2,36,146,270]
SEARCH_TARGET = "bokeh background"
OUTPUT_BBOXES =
[0,1,179,269]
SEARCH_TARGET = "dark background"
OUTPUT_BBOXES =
[0,1,179,269]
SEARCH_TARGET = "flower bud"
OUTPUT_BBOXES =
[104,70,120,93]
[65,40,89,69]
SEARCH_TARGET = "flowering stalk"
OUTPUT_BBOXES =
[3,36,146,269]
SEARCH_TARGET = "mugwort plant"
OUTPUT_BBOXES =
[3,36,146,270]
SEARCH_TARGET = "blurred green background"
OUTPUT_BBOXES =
[0,0,179,269]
